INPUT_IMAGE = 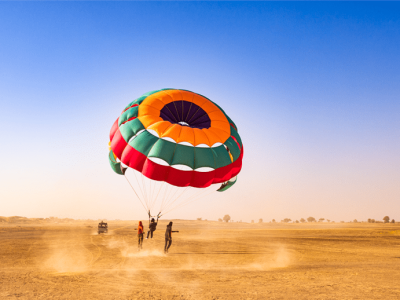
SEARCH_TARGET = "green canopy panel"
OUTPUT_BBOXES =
[118,106,139,126]
[109,150,126,175]
[217,176,237,192]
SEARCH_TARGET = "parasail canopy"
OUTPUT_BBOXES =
[109,89,243,217]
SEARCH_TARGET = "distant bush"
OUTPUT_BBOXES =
[391,219,395,223]
[272,219,276,223]
[295,220,299,223]
[307,217,316,222]
[218,218,222,222]
[259,219,263,223]
[353,219,358,223]
[197,218,202,221]
[327,219,331,222]
[282,218,291,223]
[251,220,254,223]
[300,218,306,223]
[223,215,231,223]
[383,216,390,223]
[318,218,325,222]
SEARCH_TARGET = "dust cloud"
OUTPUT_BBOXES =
[41,233,91,273]
[105,238,165,258]
[44,245,90,273]
[248,245,292,270]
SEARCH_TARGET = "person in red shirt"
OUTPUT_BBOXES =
[137,221,144,250]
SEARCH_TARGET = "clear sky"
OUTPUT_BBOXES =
[0,2,399,222]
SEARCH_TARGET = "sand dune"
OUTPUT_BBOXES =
[1,219,399,299]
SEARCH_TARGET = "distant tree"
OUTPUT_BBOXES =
[327,219,331,222]
[391,219,395,223]
[300,218,306,223]
[383,216,390,223]
[367,218,371,223]
[197,218,202,221]
[251,220,254,223]
[223,215,231,223]
[295,220,299,223]
[340,221,345,223]
[353,219,358,223]
[218,218,222,222]
[307,217,316,223]
[318,218,325,222]
[259,219,263,223]
[371,219,375,223]
[272,219,276,223]
[283,218,291,223]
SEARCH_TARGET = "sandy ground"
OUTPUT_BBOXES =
[1,220,400,300]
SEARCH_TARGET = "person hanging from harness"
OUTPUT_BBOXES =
[146,211,161,239]
[137,221,144,251]
[164,221,179,254]
[146,218,158,239]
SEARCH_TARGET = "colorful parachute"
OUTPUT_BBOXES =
[109,89,243,217]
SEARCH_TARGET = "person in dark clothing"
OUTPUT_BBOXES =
[146,218,157,239]
[164,221,179,254]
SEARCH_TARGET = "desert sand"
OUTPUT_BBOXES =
[1,219,400,299]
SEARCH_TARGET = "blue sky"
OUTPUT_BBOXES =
[1,2,399,221]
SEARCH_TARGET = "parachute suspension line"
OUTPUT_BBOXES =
[152,181,165,214]
[162,186,191,212]
[161,186,182,212]
[151,179,156,206]
[132,169,146,209]
[123,174,148,213]
[148,178,153,210]
[159,183,170,213]
[149,180,158,213]
[164,186,214,214]
[161,184,174,210]
[151,180,159,210]
[162,189,217,216]
[140,172,149,209]
[164,184,178,210]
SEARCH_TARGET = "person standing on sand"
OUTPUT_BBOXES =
[164,221,179,254]
[137,221,144,250]
[146,218,157,239]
